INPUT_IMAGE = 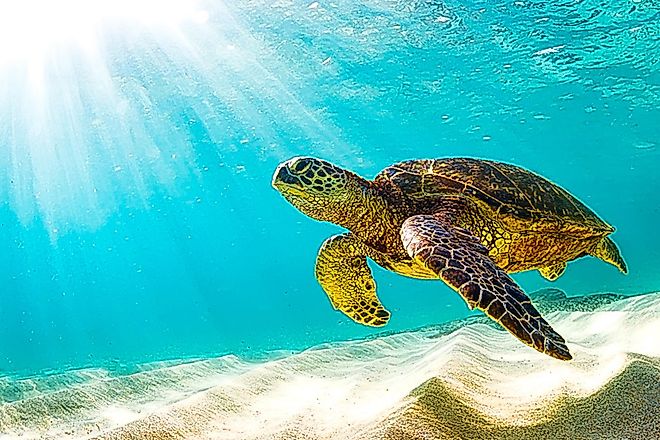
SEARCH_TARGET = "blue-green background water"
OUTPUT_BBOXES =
[0,0,658,375]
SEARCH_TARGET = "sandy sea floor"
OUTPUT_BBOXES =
[1,289,659,440]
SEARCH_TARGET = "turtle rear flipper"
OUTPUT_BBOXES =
[315,234,390,327]
[539,262,567,281]
[590,236,627,274]
[400,214,572,361]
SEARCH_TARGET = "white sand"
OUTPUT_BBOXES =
[0,291,658,440]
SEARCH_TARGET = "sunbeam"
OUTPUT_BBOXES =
[0,0,208,66]
[0,0,355,239]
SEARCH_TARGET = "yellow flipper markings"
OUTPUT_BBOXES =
[590,236,628,274]
[539,263,567,281]
[315,234,390,327]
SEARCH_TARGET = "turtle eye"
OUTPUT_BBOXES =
[290,158,312,174]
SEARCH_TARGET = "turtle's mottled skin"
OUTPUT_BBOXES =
[272,157,627,361]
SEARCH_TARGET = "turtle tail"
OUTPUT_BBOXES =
[590,236,627,274]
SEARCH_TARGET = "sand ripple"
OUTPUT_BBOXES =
[1,290,658,439]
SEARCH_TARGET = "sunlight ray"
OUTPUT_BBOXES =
[0,0,358,238]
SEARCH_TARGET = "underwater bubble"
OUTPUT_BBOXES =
[634,142,655,150]
[533,45,566,56]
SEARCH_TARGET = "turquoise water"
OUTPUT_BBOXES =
[0,0,659,378]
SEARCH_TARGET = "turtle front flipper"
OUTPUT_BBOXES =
[315,234,391,327]
[400,214,572,361]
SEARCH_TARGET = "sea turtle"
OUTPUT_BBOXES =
[272,156,627,360]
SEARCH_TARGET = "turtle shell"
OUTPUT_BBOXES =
[376,158,613,234]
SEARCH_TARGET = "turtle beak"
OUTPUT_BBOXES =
[272,163,300,190]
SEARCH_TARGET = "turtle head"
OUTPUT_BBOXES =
[272,156,364,223]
